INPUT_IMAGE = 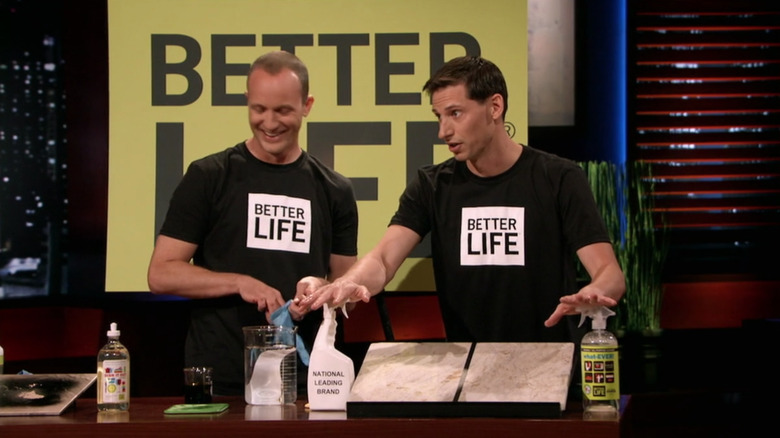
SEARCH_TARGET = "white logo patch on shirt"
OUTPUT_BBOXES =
[247,193,311,254]
[460,206,524,266]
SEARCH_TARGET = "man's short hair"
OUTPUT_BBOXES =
[422,56,509,120]
[248,51,309,103]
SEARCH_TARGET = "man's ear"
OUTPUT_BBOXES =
[490,93,504,121]
[303,95,314,117]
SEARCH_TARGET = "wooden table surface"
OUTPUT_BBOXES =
[0,396,620,438]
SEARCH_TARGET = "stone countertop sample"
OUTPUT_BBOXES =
[459,342,574,410]
[348,342,574,410]
[349,342,471,402]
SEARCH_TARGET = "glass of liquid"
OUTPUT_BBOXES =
[183,366,213,404]
[243,325,297,405]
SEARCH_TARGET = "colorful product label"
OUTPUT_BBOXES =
[102,359,129,402]
[581,346,620,401]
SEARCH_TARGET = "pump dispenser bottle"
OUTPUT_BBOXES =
[97,322,130,411]
[578,306,620,420]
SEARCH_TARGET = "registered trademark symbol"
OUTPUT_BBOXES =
[504,122,516,138]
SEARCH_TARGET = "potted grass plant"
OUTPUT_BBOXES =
[579,160,669,336]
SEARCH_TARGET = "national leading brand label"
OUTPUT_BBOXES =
[310,369,348,396]
[581,345,620,401]
[102,359,129,402]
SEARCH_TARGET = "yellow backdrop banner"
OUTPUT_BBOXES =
[106,0,528,292]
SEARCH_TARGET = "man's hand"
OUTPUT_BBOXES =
[235,275,286,319]
[289,276,328,320]
[303,278,371,311]
[544,285,618,327]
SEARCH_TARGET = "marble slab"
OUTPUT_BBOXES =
[349,342,471,402]
[459,343,575,410]
[348,342,574,416]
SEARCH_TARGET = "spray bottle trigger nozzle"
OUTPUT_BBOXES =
[576,306,615,330]
[323,303,349,319]
[577,310,588,329]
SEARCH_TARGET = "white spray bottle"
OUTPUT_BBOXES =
[307,304,355,411]
[578,306,620,420]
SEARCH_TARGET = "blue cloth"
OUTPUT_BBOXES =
[270,300,310,366]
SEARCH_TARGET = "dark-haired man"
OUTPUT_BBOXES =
[303,56,624,344]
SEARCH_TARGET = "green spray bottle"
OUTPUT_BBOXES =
[578,306,620,420]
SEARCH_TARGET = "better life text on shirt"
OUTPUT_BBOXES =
[247,193,312,254]
[460,206,524,266]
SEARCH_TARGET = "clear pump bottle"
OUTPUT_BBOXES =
[97,322,130,411]
[579,306,620,420]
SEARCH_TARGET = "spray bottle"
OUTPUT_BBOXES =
[307,304,355,410]
[578,306,620,420]
[97,322,130,411]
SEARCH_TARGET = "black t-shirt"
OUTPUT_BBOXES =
[159,143,358,394]
[390,145,609,343]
